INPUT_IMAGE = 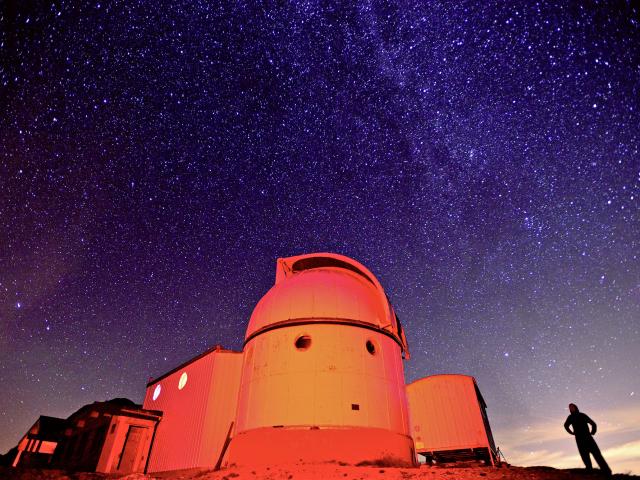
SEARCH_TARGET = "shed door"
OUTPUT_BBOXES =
[117,426,145,473]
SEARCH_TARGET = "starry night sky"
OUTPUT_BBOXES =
[1,1,639,472]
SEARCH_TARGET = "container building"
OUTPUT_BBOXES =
[406,374,498,464]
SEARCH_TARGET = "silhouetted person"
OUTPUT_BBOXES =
[564,403,611,475]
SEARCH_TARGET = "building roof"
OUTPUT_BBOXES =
[66,398,162,422]
[146,345,241,387]
[407,374,488,409]
[245,253,409,355]
[28,416,67,441]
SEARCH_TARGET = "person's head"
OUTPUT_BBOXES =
[569,403,579,414]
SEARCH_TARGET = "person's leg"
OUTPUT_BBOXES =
[577,438,593,470]
[588,439,611,474]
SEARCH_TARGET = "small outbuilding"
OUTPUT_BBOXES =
[143,345,243,472]
[406,374,498,465]
[52,398,161,474]
[11,415,66,468]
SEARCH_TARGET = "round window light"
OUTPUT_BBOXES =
[152,384,161,401]
[295,335,312,351]
[178,372,188,390]
[366,340,377,355]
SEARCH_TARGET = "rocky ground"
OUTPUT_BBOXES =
[0,462,636,480]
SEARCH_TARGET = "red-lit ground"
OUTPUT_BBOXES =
[1,463,637,480]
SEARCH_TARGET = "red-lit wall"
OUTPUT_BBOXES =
[97,415,157,474]
[234,324,410,433]
[12,437,57,467]
[143,350,242,472]
[407,375,495,456]
[227,324,414,466]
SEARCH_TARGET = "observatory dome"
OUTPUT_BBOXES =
[228,253,415,466]
[245,253,409,354]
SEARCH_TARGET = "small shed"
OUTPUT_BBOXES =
[52,398,161,474]
[11,416,66,468]
[406,374,498,465]
[143,346,243,472]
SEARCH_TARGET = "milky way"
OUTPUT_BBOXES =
[1,1,639,471]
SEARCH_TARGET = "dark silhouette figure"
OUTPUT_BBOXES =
[564,403,611,475]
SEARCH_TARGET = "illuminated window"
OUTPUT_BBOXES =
[178,372,188,390]
[366,340,377,355]
[152,384,161,401]
[295,335,312,351]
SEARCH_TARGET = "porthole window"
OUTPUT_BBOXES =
[152,384,161,401]
[295,335,312,351]
[366,340,377,355]
[178,372,188,390]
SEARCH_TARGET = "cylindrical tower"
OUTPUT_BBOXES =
[226,253,414,466]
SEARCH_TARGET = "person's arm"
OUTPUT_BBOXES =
[564,417,574,435]
[585,415,597,435]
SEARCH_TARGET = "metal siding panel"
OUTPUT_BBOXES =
[286,371,316,425]
[230,323,413,466]
[200,353,243,466]
[145,351,218,472]
[407,375,492,454]
[236,324,409,433]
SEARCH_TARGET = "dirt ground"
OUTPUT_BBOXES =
[1,463,636,480]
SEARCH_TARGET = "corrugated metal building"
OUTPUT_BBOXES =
[406,374,497,464]
[225,253,415,467]
[143,346,243,473]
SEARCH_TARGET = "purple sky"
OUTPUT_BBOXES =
[1,1,638,472]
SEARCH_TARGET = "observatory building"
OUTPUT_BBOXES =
[226,253,414,466]
[139,253,497,471]
[7,253,499,474]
